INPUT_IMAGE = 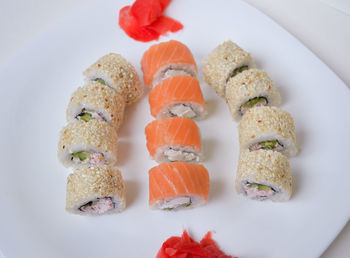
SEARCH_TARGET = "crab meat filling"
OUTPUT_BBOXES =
[76,108,106,122]
[249,140,284,152]
[240,97,268,115]
[71,151,105,165]
[169,104,196,118]
[164,148,199,162]
[79,197,115,214]
[244,183,276,200]
[161,196,192,210]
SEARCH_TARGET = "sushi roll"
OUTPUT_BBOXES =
[145,117,202,163]
[235,150,292,201]
[203,40,256,98]
[141,40,198,87]
[238,106,297,157]
[149,75,206,120]
[83,53,143,105]
[149,162,209,210]
[66,82,125,130]
[225,69,281,121]
[58,120,118,167]
[66,166,125,215]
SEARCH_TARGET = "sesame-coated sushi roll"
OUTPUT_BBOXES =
[145,117,202,163]
[58,120,118,167]
[84,53,143,105]
[66,82,125,130]
[238,106,297,157]
[149,162,209,210]
[225,69,281,121]
[66,166,125,215]
[235,150,292,201]
[203,41,256,98]
[149,75,206,120]
[141,40,198,87]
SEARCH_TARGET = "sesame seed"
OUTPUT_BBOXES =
[203,40,256,98]
[66,82,125,130]
[238,106,297,157]
[66,166,126,214]
[235,150,292,202]
[225,69,281,121]
[58,120,118,167]
[83,53,143,105]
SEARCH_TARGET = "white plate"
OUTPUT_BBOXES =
[0,0,349,257]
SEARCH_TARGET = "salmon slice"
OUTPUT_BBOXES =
[140,40,198,87]
[149,75,205,119]
[145,117,202,163]
[149,162,210,210]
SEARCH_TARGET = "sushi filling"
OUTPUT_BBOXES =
[228,65,249,80]
[162,68,194,81]
[76,108,107,122]
[244,182,277,200]
[79,197,115,214]
[164,148,199,162]
[161,196,192,210]
[249,140,284,152]
[169,104,196,119]
[94,78,107,85]
[240,97,268,115]
[71,151,105,165]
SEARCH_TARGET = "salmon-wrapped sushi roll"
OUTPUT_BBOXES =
[149,162,209,210]
[66,166,125,215]
[84,53,143,105]
[203,40,256,98]
[225,69,281,121]
[66,82,125,130]
[145,117,202,163]
[149,75,206,120]
[235,150,292,202]
[238,106,297,157]
[141,40,198,87]
[58,120,118,167]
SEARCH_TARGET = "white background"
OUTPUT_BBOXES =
[0,0,349,257]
